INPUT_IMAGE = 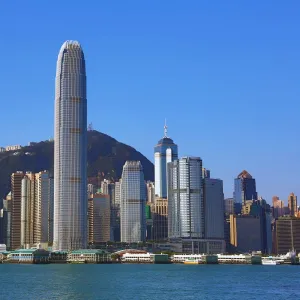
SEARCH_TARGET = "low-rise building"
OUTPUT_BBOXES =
[0,244,6,252]
[67,249,111,263]
[0,147,5,153]
[5,145,22,151]
[7,248,50,263]
[181,239,225,254]
[217,254,252,264]
[172,254,203,263]
[121,252,169,263]
[50,251,68,263]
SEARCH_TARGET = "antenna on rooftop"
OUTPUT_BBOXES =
[164,118,168,138]
[88,123,93,131]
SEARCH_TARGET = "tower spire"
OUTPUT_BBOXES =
[164,119,168,138]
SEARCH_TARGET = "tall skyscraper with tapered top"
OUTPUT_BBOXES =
[53,41,87,251]
[154,121,178,199]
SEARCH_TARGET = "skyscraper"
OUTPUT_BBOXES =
[154,122,178,198]
[203,178,224,240]
[224,198,234,215]
[233,170,257,213]
[288,193,297,217]
[111,181,121,241]
[88,193,110,244]
[120,161,146,243]
[1,193,12,249]
[151,198,168,241]
[11,172,25,250]
[53,41,87,251]
[20,171,54,248]
[230,214,262,253]
[168,157,204,238]
[274,216,300,254]
[100,179,118,241]
[146,181,155,203]
[34,171,54,245]
[21,172,35,247]
[272,196,285,218]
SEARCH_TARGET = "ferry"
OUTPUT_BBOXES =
[68,259,86,264]
[183,258,201,265]
[262,257,280,265]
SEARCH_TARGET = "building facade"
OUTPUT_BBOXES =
[154,123,178,198]
[272,196,285,219]
[34,171,54,244]
[54,41,87,251]
[11,172,25,250]
[224,198,234,215]
[151,198,168,241]
[20,171,54,248]
[88,193,110,244]
[248,198,272,254]
[111,181,121,242]
[274,216,300,254]
[288,193,297,217]
[203,178,224,240]
[168,157,204,239]
[230,214,262,253]
[120,161,146,243]
[21,173,35,247]
[1,193,12,248]
[5,145,22,151]
[146,181,155,203]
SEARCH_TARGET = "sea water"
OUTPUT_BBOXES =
[0,264,298,299]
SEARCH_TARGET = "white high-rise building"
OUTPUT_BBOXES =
[53,41,87,251]
[154,122,178,198]
[168,157,204,238]
[146,181,155,203]
[120,161,146,243]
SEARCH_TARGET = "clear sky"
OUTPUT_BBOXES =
[1,0,300,203]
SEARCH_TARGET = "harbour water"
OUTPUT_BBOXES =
[0,264,298,299]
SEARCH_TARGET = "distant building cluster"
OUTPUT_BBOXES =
[1,40,300,257]
[0,145,22,152]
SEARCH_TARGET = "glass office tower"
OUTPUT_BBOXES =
[233,170,257,213]
[120,161,146,243]
[168,157,204,238]
[154,123,178,198]
[53,41,87,251]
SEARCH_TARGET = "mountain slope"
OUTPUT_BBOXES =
[0,130,154,198]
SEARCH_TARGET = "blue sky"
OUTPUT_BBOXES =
[1,0,300,202]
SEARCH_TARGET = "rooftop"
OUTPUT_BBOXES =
[12,248,49,254]
[237,170,253,179]
[70,249,110,255]
[156,137,176,146]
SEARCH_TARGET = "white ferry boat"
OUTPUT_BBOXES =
[262,257,280,265]
[183,258,201,265]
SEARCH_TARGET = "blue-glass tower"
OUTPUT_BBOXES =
[154,122,178,198]
[233,170,257,213]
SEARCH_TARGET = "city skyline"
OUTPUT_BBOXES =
[1,1,300,202]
